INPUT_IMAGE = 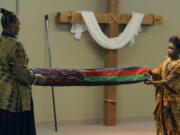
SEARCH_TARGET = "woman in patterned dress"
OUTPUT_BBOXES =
[145,36,180,135]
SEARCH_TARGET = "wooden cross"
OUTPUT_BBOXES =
[56,0,163,126]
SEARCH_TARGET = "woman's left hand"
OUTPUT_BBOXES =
[144,79,154,85]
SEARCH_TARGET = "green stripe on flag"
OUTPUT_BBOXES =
[84,74,150,82]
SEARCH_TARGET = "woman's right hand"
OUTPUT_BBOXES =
[148,68,153,75]
[36,74,47,85]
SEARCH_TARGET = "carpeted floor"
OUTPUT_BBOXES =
[37,121,156,135]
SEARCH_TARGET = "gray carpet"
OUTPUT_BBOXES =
[37,121,156,135]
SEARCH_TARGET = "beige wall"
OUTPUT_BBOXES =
[1,0,180,124]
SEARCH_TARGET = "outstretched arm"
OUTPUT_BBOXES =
[9,42,46,85]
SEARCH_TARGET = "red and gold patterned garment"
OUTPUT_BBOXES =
[152,56,180,135]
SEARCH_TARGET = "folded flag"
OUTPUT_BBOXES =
[32,66,149,86]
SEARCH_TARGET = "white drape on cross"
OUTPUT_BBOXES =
[71,11,144,50]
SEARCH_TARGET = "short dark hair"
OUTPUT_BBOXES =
[0,8,18,29]
[169,35,180,49]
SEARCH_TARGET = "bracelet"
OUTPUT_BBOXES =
[32,74,38,85]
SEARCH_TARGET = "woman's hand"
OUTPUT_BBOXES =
[144,78,167,86]
[148,69,153,75]
[144,79,154,85]
[35,74,47,85]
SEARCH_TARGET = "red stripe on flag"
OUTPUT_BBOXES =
[82,67,149,76]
